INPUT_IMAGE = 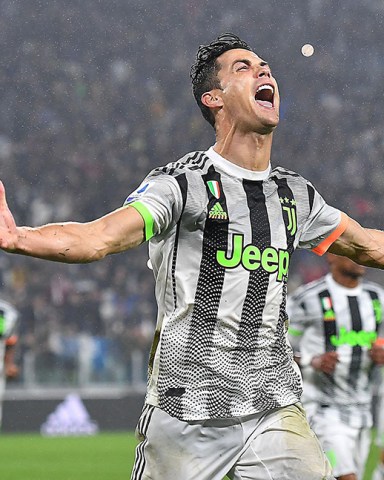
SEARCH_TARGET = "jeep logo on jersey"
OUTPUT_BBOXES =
[216,234,290,281]
[330,327,377,348]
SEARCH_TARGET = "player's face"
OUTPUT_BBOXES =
[215,48,280,134]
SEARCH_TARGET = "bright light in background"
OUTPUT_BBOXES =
[301,43,315,57]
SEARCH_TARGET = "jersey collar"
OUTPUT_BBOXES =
[205,147,271,181]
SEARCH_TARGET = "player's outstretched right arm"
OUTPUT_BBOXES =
[0,181,145,263]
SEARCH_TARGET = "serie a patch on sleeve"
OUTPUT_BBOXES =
[124,182,150,205]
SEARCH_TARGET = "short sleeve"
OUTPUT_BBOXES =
[299,184,348,255]
[123,173,183,241]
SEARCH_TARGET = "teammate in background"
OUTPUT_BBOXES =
[287,254,384,480]
[0,298,19,429]
[4,32,384,479]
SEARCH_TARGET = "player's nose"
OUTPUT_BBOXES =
[257,67,271,79]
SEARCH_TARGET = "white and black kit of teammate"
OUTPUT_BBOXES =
[287,254,384,480]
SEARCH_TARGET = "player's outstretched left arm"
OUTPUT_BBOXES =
[329,216,384,269]
[0,181,145,263]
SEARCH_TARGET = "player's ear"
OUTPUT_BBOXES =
[201,90,223,109]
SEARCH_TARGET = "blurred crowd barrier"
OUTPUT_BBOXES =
[22,336,148,389]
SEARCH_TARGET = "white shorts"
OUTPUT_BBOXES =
[306,405,371,478]
[131,402,334,480]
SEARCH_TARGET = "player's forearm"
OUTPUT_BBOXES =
[350,228,384,268]
[329,219,384,269]
[10,206,146,263]
[12,222,110,263]
[2,206,145,263]
[363,229,384,266]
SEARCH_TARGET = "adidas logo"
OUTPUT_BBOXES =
[209,202,228,220]
[40,393,99,436]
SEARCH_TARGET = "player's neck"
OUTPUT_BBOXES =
[213,131,272,171]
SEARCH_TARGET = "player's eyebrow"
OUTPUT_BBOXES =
[232,58,269,69]
[232,58,252,68]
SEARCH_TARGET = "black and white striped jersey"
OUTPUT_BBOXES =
[287,274,384,427]
[125,147,346,421]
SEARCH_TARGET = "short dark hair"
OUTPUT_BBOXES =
[190,33,252,128]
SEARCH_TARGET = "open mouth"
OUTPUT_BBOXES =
[255,84,274,108]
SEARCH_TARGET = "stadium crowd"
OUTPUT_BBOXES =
[0,0,384,386]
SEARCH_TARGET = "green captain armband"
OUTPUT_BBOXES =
[129,201,155,241]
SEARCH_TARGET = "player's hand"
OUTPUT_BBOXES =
[310,351,339,374]
[0,181,19,252]
[369,342,384,365]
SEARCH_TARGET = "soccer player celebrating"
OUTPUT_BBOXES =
[287,254,384,480]
[2,32,384,479]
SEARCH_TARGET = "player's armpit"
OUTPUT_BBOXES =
[328,216,384,268]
